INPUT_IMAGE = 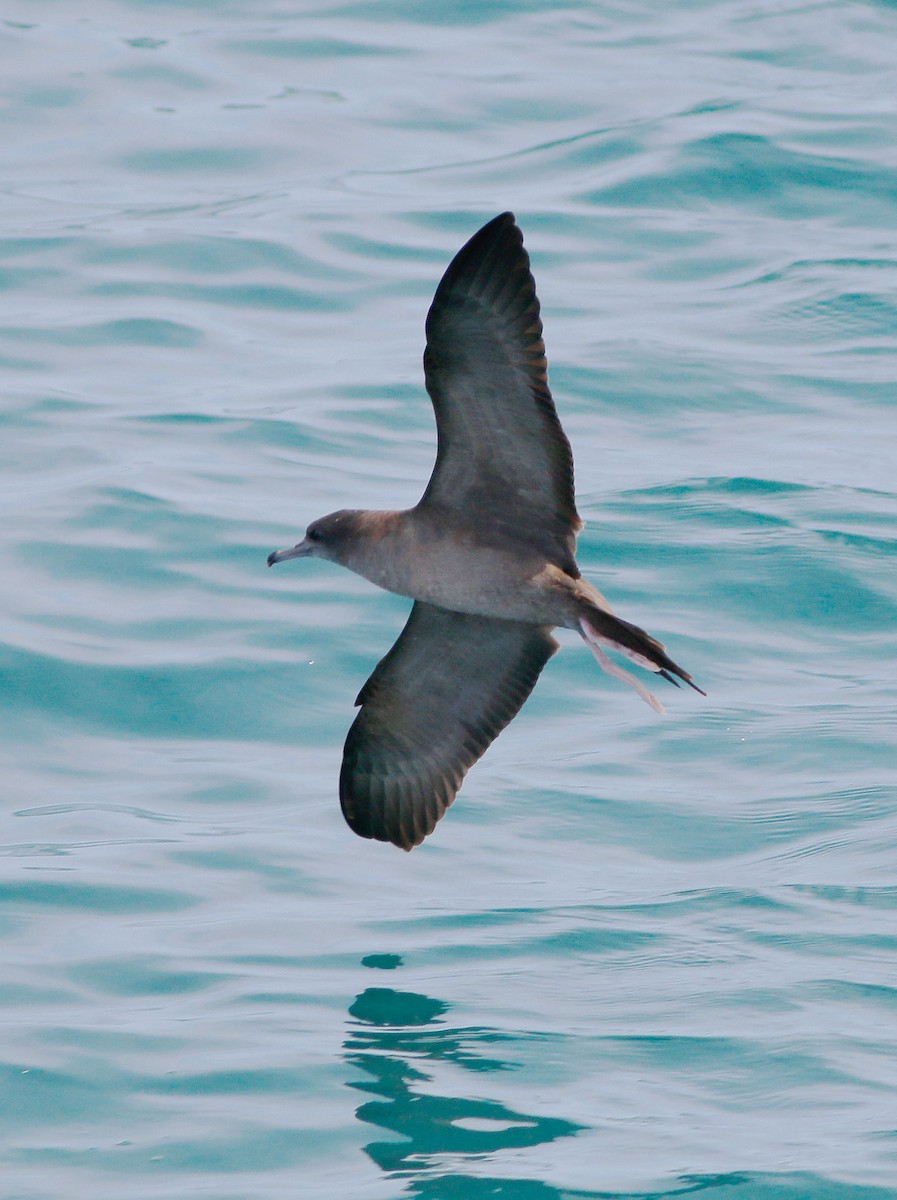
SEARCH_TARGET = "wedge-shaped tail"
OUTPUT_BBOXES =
[579,606,704,715]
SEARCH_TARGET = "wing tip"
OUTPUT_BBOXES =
[486,209,517,229]
[339,748,450,852]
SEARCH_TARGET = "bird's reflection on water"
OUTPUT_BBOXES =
[340,973,879,1200]
[342,967,584,1195]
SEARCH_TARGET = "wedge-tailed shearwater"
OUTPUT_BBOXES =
[269,213,703,850]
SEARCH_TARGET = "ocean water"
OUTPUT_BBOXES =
[3,1,897,1196]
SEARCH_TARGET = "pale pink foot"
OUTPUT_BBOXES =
[579,617,665,715]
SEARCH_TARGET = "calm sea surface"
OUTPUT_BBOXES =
[3,2,897,1196]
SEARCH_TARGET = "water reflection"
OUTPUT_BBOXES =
[343,978,583,1193]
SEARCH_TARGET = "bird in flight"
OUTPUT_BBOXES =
[269,213,703,850]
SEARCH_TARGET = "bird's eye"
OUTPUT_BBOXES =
[307,527,321,541]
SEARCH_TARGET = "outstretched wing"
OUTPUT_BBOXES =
[419,212,582,576]
[340,601,558,850]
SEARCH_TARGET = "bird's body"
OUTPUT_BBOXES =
[269,213,703,850]
[307,505,601,628]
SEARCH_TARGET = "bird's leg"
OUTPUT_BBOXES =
[578,617,665,715]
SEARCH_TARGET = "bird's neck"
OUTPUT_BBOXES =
[335,508,415,595]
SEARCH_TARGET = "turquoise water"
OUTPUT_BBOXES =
[3,1,897,1195]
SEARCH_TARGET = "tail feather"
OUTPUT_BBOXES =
[579,607,704,712]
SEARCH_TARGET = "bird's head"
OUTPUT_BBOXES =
[267,509,363,568]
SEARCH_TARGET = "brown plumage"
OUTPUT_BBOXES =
[421,214,581,577]
[269,213,703,850]
[340,603,557,848]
